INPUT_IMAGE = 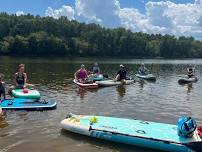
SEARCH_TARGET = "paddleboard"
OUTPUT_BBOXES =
[89,74,104,81]
[135,74,156,81]
[178,77,198,84]
[12,89,41,99]
[61,114,202,152]
[73,79,98,89]
[0,98,57,110]
[96,79,134,87]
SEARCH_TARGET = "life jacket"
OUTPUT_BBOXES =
[177,116,197,138]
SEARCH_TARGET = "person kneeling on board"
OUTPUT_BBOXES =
[138,63,149,75]
[187,65,195,78]
[74,64,88,83]
[92,62,100,74]
[8,64,34,95]
[115,64,127,81]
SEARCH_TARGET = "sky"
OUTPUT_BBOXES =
[0,0,202,40]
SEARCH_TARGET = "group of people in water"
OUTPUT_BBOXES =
[74,62,196,83]
[0,62,196,114]
[74,62,128,83]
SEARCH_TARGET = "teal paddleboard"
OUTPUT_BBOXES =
[12,89,41,99]
[136,74,156,81]
[61,114,202,152]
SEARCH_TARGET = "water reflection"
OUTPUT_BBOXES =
[76,88,87,100]
[187,83,193,94]
[0,114,8,129]
[0,56,202,152]
[116,86,126,97]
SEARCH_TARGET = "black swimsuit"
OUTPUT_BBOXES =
[117,69,127,80]
[16,73,25,86]
[187,68,194,78]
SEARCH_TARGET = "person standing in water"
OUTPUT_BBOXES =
[187,65,195,78]
[74,64,88,83]
[115,64,127,81]
[138,63,149,75]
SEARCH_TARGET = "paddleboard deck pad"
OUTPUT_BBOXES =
[0,98,57,110]
[12,89,41,99]
[61,114,202,152]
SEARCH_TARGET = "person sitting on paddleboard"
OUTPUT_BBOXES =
[115,64,126,81]
[92,62,100,74]
[187,65,195,78]
[74,64,88,83]
[0,73,5,99]
[14,64,34,89]
[138,63,149,75]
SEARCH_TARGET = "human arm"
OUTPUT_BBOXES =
[14,73,18,86]
[74,70,79,80]
[24,73,27,85]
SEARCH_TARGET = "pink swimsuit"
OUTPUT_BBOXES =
[79,70,87,79]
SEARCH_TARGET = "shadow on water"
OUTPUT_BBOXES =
[60,129,157,152]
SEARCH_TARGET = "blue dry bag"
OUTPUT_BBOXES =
[177,116,197,138]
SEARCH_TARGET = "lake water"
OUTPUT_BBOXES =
[0,56,202,152]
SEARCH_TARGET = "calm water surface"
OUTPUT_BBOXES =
[0,56,202,152]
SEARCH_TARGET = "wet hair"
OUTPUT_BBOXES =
[18,64,25,71]
[19,64,25,68]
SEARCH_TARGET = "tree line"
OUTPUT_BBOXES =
[0,13,202,58]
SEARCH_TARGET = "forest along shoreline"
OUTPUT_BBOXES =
[0,13,202,58]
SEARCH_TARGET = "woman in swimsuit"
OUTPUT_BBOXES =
[74,64,88,83]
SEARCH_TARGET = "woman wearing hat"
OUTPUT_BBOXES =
[74,64,88,83]
[115,64,127,81]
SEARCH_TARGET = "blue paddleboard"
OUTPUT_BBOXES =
[0,98,57,110]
